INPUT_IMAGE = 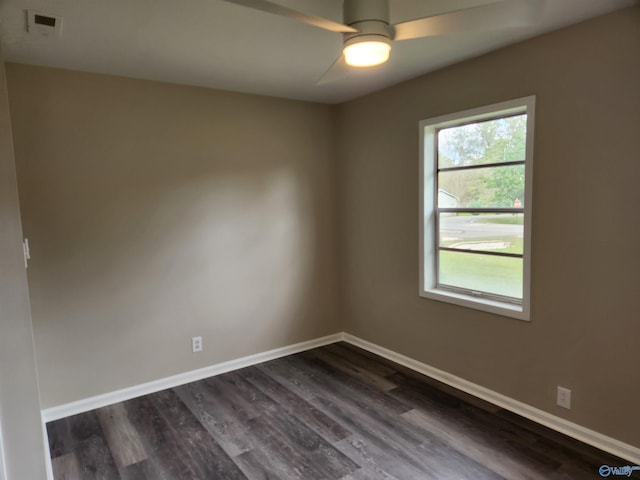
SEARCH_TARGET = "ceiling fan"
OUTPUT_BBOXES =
[222,0,537,81]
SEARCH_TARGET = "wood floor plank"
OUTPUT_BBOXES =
[313,393,503,480]
[232,447,301,480]
[174,378,262,457]
[269,357,440,453]
[298,351,406,412]
[251,406,360,479]
[264,355,496,479]
[402,407,551,480]
[117,462,146,480]
[338,465,398,480]
[47,344,639,480]
[389,380,564,477]
[255,362,318,402]
[74,435,120,479]
[117,461,146,480]
[386,366,637,479]
[47,411,104,459]
[238,365,352,443]
[332,343,407,377]
[333,435,418,480]
[47,420,72,459]
[51,452,81,480]
[270,353,410,415]
[323,343,398,378]
[388,366,502,414]
[527,435,637,479]
[149,389,247,480]
[307,388,438,478]
[123,394,200,479]
[96,403,147,468]
[388,371,527,447]
[207,371,279,420]
[498,409,633,468]
[117,458,174,480]
[47,411,120,480]
[244,408,358,480]
[310,347,398,392]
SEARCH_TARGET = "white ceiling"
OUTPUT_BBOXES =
[1,0,637,103]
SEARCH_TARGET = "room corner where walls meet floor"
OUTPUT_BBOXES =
[41,331,640,475]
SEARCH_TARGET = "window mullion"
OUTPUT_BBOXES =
[438,160,524,173]
[438,247,522,259]
[438,208,524,214]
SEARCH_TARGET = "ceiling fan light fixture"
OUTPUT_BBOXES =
[343,36,391,68]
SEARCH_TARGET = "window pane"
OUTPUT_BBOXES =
[438,164,524,208]
[438,114,527,168]
[439,250,523,299]
[439,213,523,255]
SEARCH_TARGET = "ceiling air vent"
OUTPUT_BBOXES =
[27,10,63,38]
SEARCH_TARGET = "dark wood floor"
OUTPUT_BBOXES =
[47,342,638,479]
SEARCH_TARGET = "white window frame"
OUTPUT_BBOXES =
[419,96,535,321]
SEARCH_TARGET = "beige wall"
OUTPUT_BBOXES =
[7,65,340,408]
[336,6,640,448]
[0,58,47,478]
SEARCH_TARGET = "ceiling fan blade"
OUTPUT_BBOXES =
[221,0,357,33]
[316,55,349,85]
[393,1,536,41]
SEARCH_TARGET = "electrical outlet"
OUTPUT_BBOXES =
[191,336,202,353]
[557,386,571,409]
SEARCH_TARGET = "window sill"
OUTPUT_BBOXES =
[420,287,530,321]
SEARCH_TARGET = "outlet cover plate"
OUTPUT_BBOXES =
[557,386,571,409]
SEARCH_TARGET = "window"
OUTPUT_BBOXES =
[419,97,535,320]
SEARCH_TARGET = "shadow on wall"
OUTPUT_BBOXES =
[8,64,337,408]
[29,162,323,361]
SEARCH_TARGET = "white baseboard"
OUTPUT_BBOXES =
[41,333,344,423]
[342,333,640,466]
[41,330,640,468]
